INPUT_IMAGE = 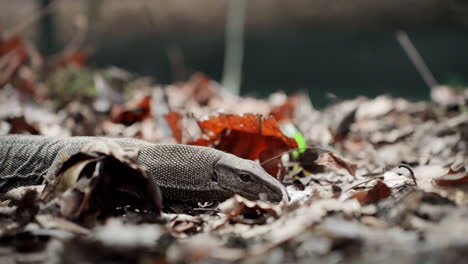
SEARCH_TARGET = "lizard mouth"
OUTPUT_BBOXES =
[222,179,289,203]
[263,179,290,203]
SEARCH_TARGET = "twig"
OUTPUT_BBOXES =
[193,208,221,213]
[344,176,384,192]
[140,0,186,83]
[139,0,173,107]
[344,164,417,193]
[260,147,332,166]
[221,0,246,95]
[398,164,417,187]
[167,45,186,82]
[3,0,61,39]
[44,14,89,63]
[395,30,439,89]
[360,171,385,178]
[61,15,88,56]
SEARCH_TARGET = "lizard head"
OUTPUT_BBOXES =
[212,153,289,203]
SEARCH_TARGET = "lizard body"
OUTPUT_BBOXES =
[0,135,288,203]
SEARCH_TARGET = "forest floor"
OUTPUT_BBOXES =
[1,33,468,263]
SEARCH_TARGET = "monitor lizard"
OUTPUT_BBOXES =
[0,135,289,203]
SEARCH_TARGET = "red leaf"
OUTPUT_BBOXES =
[55,51,87,69]
[348,180,391,204]
[163,112,183,143]
[0,35,27,59]
[190,114,297,177]
[316,152,357,176]
[110,95,151,126]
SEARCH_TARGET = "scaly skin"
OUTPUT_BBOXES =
[0,135,289,203]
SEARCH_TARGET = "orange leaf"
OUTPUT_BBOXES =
[110,95,151,126]
[163,112,183,143]
[190,114,297,177]
[348,180,391,204]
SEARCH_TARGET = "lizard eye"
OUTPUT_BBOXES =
[239,173,251,182]
[212,172,219,183]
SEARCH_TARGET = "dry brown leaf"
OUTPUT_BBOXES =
[167,216,200,237]
[316,152,357,177]
[40,139,162,227]
[433,162,468,186]
[347,180,391,204]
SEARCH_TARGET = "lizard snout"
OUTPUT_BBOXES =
[262,175,289,203]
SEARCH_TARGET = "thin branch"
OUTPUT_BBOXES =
[3,0,61,39]
[221,0,246,95]
[45,14,89,63]
[260,147,332,166]
[167,45,186,83]
[344,176,384,192]
[140,0,186,83]
[395,30,439,89]
[62,15,88,56]
[398,164,417,187]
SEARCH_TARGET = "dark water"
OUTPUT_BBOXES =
[92,29,468,107]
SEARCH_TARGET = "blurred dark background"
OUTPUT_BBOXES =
[1,0,467,106]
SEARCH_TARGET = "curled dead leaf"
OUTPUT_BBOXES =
[217,195,282,225]
[167,215,201,237]
[332,107,357,144]
[40,139,162,227]
[433,162,468,186]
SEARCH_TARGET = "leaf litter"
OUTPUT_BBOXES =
[0,32,468,264]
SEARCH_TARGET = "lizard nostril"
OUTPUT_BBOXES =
[211,172,219,183]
